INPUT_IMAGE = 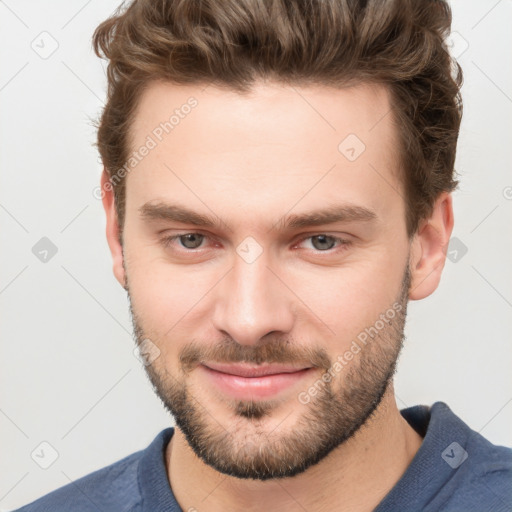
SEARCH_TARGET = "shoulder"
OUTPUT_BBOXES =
[447,426,512,510]
[14,448,145,512]
[388,401,512,512]
[430,402,512,511]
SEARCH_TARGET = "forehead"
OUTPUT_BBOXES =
[131,80,397,151]
[127,80,404,228]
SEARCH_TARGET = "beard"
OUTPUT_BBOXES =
[128,264,411,481]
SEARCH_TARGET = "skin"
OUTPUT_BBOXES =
[102,80,453,511]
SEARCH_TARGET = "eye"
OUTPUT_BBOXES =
[159,232,351,255]
[297,234,351,252]
[162,233,207,250]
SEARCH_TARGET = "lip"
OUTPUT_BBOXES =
[199,362,315,400]
[202,362,312,378]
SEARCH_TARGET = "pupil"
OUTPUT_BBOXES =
[312,235,334,251]
[181,234,203,249]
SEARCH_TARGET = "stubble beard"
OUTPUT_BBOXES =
[128,265,411,481]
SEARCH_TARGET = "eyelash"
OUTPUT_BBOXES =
[160,232,352,255]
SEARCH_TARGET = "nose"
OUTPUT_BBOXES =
[211,251,295,346]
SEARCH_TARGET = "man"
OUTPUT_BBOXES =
[16,0,512,510]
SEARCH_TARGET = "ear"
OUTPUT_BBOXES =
[101,170,126,289]
[408,192,454,300]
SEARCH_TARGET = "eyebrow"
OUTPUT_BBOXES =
[139,201,378,231]
[278,204,377,230]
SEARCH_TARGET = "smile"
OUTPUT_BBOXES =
[199,362,316,400]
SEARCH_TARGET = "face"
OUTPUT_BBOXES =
[118,80,415,480]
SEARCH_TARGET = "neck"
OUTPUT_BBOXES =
[166,385,423,512]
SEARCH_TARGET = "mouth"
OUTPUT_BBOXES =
[202,361,313,377]
[199,362,316,400]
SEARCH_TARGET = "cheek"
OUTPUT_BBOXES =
[127,269,203,368]
[125,248,221,341]
[282,250,404,344]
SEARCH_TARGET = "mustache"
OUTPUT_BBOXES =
[179,337,332,374]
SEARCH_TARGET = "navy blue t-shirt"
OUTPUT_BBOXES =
[14,402,512,511]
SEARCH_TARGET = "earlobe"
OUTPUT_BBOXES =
[408,192,454,301]
[101,170,126,289]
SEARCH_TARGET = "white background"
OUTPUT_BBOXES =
[1,0,511,509]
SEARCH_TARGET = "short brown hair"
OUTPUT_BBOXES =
[93,0,462,238]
